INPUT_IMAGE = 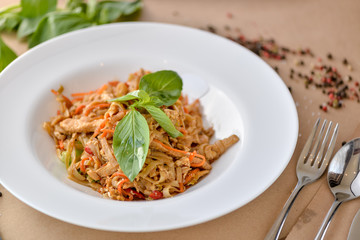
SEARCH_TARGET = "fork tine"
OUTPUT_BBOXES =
[299,118,321,164]
[318,123,339,172]
[314,121,333,168]
[307,119,327,165]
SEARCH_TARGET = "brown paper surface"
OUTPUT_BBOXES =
[0,0,359,239]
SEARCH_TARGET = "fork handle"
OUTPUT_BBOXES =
[314,200,342,240]
[264,181,305,240]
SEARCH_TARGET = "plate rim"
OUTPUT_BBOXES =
[0,21,299,232]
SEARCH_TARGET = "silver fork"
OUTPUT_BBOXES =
[264,118,339,240]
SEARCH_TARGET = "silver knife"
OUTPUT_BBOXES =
[348,209,360,240]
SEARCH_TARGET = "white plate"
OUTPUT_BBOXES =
[0,22,298,232]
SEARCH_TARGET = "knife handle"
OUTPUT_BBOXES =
[264,181,305,240]
[314,200,342,240]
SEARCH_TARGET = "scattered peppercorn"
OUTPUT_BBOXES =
[207,23,358,112]
[206,25,217,33]
[342,141,347,146]
[0,191,2,197]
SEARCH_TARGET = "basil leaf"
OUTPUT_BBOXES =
[66,0,87,14]
[139,70,183,107]
[0,12,21,32]
[15,0,57,39]
[113,109,149,181]
[29,11,93,48]
[96,0,142,24]
[17,17,41,38]
[86,0,98,20]
[143,104,183,138]
[0,4,21,15]
[109,90,150,103]
[0,36,17,71]
[20,0,57,18]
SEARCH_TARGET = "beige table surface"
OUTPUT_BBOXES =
[0,0,360,239]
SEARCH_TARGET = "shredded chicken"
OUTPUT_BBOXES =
[58,117,103,133]
[44,69,239,201]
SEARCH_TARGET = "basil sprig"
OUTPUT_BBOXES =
[110,70,183,181]
[0,0,142,72]
[0,36,17,71]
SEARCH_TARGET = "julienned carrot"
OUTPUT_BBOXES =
[62,95,73,108]
[117,178,129,194]
[71,97,83,103]
[58,139,64,150]
[51,89,59,95]
[100,129,115,138]
[101,129,114,133]
[51,89,72,107]
[92,113,110,138]
[112,172,130,197]
[153,139,189,155]
[108,81,119,87]
[184,168,200,185]
[189,151,206,167]
[189,151,196,161]
[71,90,95,97]
[153,139,207,167]
[179,128,187,135]
[74,104,86,114]
[80,157,90,173]
[84,103,111,116]
[179,180,184,192]
[96,84,108,94]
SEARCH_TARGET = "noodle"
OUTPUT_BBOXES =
[43,69,239,200]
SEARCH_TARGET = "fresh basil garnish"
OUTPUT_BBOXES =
[109,89,150,103]
[139,70,183,107]
[113,109,149,182]
[96,0,143,24]
[0,0,143,70]
[0,36,17,71]
[20,0,57,18]
[142,104,182,138]
[17,0,57,39]
[110,70,184,180]
[29,11,93,48]
[0,12,21,32]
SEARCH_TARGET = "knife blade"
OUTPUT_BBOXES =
[348,209,360,240]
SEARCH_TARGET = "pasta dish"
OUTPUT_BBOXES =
[43,69,239,201]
